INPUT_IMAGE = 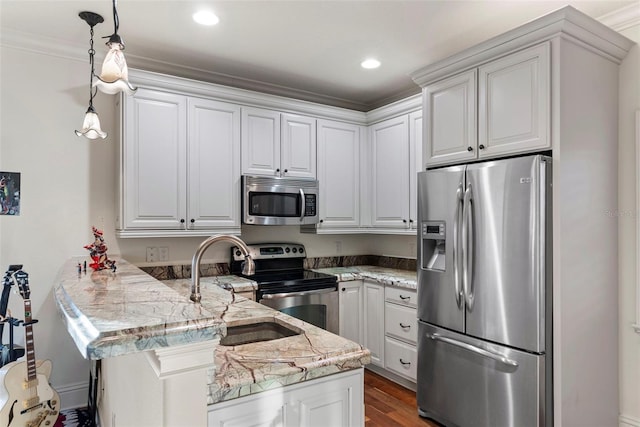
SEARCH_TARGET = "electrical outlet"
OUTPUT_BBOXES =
[158,247,169,262]
[335,241,342,254]
[146,247,158,262]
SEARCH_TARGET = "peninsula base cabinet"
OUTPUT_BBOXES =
[208,369,365,427]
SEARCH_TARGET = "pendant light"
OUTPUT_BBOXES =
[94,0,137,95]
[76,12,107,140]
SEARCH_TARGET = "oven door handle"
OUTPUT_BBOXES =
[299,188,306,222]
[261,287,336,299]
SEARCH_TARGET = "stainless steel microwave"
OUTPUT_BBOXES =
[242,175,319,225]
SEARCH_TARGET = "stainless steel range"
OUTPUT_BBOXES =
[230,243,338,334]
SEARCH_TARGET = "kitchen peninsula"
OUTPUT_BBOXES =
[54,257,370,427]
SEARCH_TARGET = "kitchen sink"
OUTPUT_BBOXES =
[220,320,301,346]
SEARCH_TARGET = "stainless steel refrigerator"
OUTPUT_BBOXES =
[416,154,552,427]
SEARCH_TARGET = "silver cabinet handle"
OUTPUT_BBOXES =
[399,323,411,329]
[429,333,518,367]
[399,359,411,366]
[261,287,336,299]
[299,188,306,222]
[453,183,463,307]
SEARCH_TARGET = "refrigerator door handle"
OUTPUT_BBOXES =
[428,333,519,368]
[453,183,464,307]
[462,183,475,310]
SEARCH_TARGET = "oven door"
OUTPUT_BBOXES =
[259,287,338,334]
[242,175,319,225]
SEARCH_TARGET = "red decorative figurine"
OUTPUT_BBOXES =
[84,226,116,272]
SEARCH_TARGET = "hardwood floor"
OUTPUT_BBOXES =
[364,370,441,427]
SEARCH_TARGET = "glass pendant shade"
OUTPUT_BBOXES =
[75,107,107,140]
[94,38,136,95]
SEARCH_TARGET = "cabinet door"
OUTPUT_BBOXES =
[122,88,187,229]
[288,370,364,427]
[384,336,417,382]
[424,70,477,166]
[370,116,410,228]
[241,107,281,176]
[478,42,550,157]
[188,98,241,229]
[409,110,423,230]
[281,114,316,179]
[317,120,361,228]
[363,281,385,367]
[339,281,363,345]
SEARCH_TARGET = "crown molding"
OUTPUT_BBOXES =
[0,28,372,112]
[411,5,635,87]
[598,3,640,32]
[366,93,421,125]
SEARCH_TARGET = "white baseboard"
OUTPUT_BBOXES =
[620,414,640,427]
[56,381,89,410]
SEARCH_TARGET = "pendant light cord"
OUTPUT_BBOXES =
[88,24,97,110]
[112,0,119,35]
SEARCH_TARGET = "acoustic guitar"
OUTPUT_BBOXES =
[0,269,59,427]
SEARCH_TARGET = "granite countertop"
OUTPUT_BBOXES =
[54,257,369,405]
[312,266,417,290]
[163,279,370,405]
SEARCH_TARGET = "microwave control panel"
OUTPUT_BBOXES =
[304,194,317,216]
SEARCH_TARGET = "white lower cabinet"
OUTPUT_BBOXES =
[208,369,364,427]
[339,281,363,345]
[384,337,417,381]
[363,281,385,367]
[383,286,417,382]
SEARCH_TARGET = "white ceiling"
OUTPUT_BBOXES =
[0,0,635,111]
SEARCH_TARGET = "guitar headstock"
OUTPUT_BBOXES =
[12,270,30,300]
[2,264,23,288]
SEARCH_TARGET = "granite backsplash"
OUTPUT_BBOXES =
[141,256,416,280]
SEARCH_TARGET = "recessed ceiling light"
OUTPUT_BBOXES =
[193,10,219,26]
[361,59,381,69]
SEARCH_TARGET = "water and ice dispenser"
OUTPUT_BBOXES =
[421,221,446,271]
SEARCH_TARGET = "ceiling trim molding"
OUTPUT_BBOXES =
[366,93,421,125]
[0,27,372,112]
[410,5,634,87]
[598,3,640,32]
[129,69,368,125]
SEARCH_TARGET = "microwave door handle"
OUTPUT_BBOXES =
[299,188,306,222]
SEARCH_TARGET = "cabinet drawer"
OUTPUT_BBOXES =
[384,337,417,381]
[385,302,417,344]
[385,286,417,308]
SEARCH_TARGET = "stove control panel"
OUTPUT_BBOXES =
[231,243,306,261]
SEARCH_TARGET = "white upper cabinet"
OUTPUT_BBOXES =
[370,115,410,229]
[424,42,550,167]
[119,88,241,236]
[122,88,187,230]
[316,119,361,229]
[241,107,281,176]
[478,42,550,157]
[424,70,477,166]
[281,113,317,178]
[241,107,316,178]
[187,98,241,229]
[409,110,423,230]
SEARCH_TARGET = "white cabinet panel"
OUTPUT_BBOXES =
[339,281,363,345]
[317,120,361,228]
[409,110,423,230]
[385,302,417,345]
[385,286,417,308]
[424,70,477,166]
[281,113,316,178]
[384,337,417,381]
[478,42,550,157]
[123,88,187,229]
[364,281,385,367]
[188,98,241,229]
[241,107,281,176]
[370,116,410,228]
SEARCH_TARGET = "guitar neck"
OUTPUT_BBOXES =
[23,299,37,382]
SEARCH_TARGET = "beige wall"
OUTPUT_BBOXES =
[618,21,640,427]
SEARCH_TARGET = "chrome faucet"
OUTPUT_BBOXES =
[190,234,255,303]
